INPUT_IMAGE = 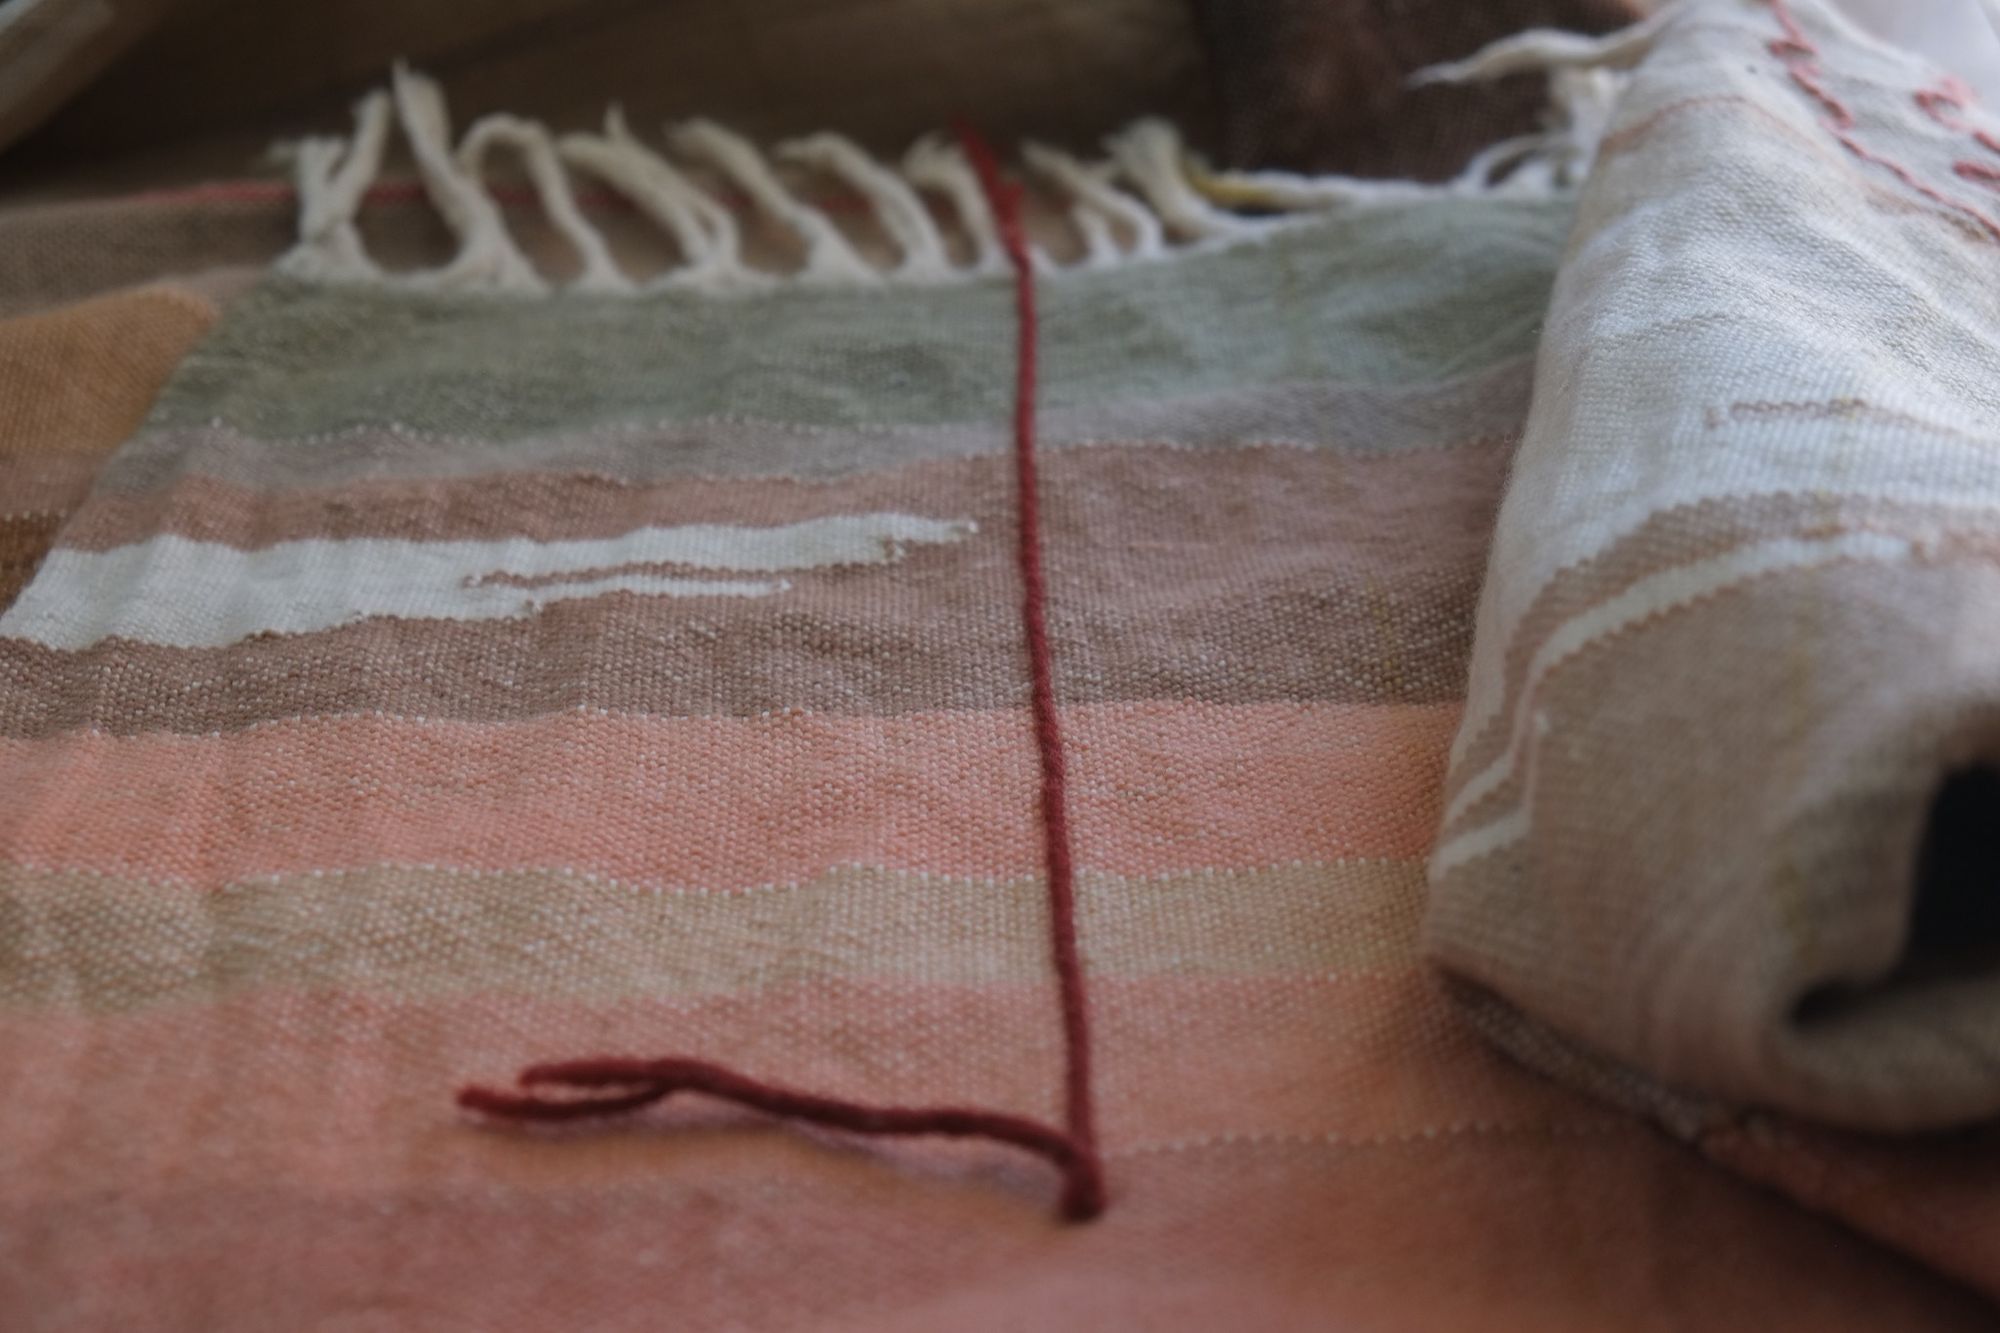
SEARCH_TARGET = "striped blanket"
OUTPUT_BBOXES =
[0,1,1996,1326]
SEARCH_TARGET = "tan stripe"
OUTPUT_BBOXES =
[1432,555,2000,1132]
[0,512,64,613]
[2,453,108,517]
[0,285,216,614]
[1443,492,2000,820]
[0,284,216,455]
[5,442,1504,732]
[0,859,1423,1013]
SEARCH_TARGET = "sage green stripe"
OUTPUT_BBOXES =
[149,197,1571,438]
[0,860,1423,1013]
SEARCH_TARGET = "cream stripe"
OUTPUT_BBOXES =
[0,513,974,650]
[1439,529,1914,843]
[1455,410,2000,768]
[1429,807,1532,880]
[1454,486,2000,769]
[0,859,1425,1012]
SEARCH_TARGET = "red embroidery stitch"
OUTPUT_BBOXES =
[1914,76,2000,160]
[1910,74,2000,202]
[1956,159,2000,194]
[456,124,1108,1224]
[1767,0,2000,243]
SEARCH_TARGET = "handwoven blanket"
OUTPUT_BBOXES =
[0,1,1997,1327]
[1429,0,2000,1302]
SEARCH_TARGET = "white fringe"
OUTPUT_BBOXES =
[1022,142,1164,266]
[669,119,877,286]
[1107,120,1257,241]
[559,108,753,293]
[777,132,953,281]
[901,135,1007,276]
[276,13,1656,296]
[388,65,543,293]
[278,90,392,283]
[1198,13,1652,212]
[1410,5,1672,85]
[460,114,629,294]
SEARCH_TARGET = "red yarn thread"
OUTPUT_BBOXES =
[457,124,1107,1224]
[957,120,1105,1221]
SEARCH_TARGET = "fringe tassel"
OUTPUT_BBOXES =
[1107,120,1257,241]
[460,114,630,293]
[280,90,392,283]
[669,118,878,285]
[275,10,1663,296]
[1196,9,1662,211]
[1022,142,1164,266]
[778,132,954,280]
[1410,5,1672,85]
[559,109,753,292]
[389,65,543,293]
[902,134,1009,275]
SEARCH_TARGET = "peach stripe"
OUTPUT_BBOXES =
[0,971,1587,1202]
[0,701,1457,885]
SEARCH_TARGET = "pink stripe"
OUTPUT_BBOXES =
[0,972,1583,1201]
[0,701,1455,885]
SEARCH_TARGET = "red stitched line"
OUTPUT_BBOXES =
[1912,75,2000,199]
[1913,77,2000,162]
[456,126,1107,1224]
[1766,0,2000,244]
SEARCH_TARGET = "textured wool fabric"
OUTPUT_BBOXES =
[1427,0,2000,1299]
[3,130,1991,1324]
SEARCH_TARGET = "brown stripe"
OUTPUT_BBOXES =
[0,195,366,319]
[0,512,64,614]
[63,431,1510,551]
[1442,492,2000,823]
[6,442,1507,734]
[3,452,109,515]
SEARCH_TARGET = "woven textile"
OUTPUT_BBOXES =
[0,283,215,608]
[1429,0,2000,1299]
[0,9,1996,1325]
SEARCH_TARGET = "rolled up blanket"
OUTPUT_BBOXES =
[1428,0,2000,1291]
